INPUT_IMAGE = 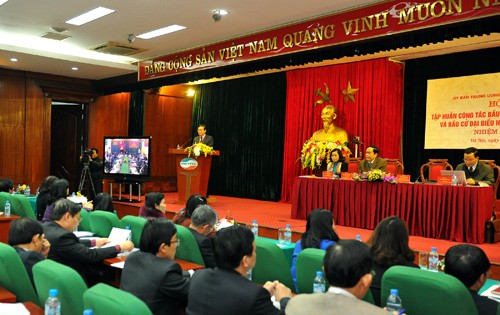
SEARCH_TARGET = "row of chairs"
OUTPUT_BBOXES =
[0,192,36,218]
[0,242,151,315]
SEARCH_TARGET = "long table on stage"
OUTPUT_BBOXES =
[291,177,494,243]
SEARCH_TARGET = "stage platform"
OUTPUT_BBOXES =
[114,192,500,279]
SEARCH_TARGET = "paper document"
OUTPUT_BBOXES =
[0,303,30,315]
[74,231,94,238]
[480,284,500,302]
[102,227,131,248]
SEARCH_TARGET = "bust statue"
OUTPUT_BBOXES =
[311,105,348,144]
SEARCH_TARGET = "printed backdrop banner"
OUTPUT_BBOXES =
[425,72,500,149]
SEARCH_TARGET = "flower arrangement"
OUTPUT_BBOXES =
[352,170,397,184]
[16,184,27,194]
[185,143,215,158]
[300,139,351,170]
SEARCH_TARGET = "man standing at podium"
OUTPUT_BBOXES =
[193,124,214,147]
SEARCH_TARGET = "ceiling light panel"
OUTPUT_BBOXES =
[66,7,115,26]
[0,0,8,6]
[137,25,186,39]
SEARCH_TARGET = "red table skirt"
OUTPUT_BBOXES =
[291,177,494,243]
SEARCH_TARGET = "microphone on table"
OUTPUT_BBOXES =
[414,166,426,184]
[178,138,192,149]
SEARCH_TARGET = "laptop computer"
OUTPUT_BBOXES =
[440,170,467,186]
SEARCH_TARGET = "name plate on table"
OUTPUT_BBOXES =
[396,175,411,183]
[437,176,452,185]
[341,173,353,180]
[322,171,334,178]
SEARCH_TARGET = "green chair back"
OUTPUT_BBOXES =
[0,242,39,305]
[79,209,92,232]
[381,266,478,315]
[362,287,375,305]
[33,259,88,315]
[174,224,205,266]
[253,238,296,292]
[296,248,326,293]
[0,192,12,211]
[83,283,153,315]
[9,194,36,218]
[89,210,120,237]
[120,215,147,247]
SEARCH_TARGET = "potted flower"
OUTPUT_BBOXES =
[300,139,351,170]
[185,143,215,158]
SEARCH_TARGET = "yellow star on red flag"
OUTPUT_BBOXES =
[341,81,359,104]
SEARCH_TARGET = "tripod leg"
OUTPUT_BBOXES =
[78,168,87,192]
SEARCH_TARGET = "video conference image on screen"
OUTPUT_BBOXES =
[104,138,150,176]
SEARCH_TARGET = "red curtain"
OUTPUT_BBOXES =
[281,58,404,202]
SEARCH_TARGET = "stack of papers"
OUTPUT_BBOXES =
[0,303,30,315]
[480,284,500,302]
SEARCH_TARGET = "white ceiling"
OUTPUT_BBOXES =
[0,0,384,80]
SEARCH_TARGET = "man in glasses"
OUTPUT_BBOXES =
[188,205,218,268]
[456,147,494,186]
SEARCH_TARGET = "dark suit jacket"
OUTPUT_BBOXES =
[43,221,119,277]
[187,268,289,315]
[470,289,499,315]
[14,246,45,287]
[359,156,387,173]
[456,161,495,186]
[370,260,419,307]
[188,227,216,268]
[193,135,214,147]
[120,250,190,315]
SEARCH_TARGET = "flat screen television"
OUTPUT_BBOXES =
[103,136,151,182]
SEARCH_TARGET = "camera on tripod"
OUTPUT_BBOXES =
[82,149,93,164]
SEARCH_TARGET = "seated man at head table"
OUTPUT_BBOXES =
[43,199,134,281]
[186,225,293,315]
[188,205,218,268]
[455,147,495,186]
[445,244,499,315]
[8,217,51,287]
[287,240,392,315]
[120,218,190,315]
[358,145,387,173]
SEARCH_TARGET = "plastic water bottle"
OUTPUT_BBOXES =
[123,226,132,255]
[284,224,292,244]
[45,288,61,315]
[4,200,11,217]
[428,247,439,272]
[313,271,326,293]
[451,174,458,186]
[251,220,258,238]
[83,310,94,315]
[25,185,31,196]
[176,144,180,149]
[386,288,403,312]
[355,234,361,241]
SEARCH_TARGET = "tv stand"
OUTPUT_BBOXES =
[109,181,144,202]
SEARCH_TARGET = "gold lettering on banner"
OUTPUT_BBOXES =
[474,0,500,9]
[248,37,278,54]
[218,44,244,60]
[166,56,193,72]
[195,51,215,65]
[282,25,335,48]
[144,62,166,75]
[399,0,462,24]
[342,12,389,35]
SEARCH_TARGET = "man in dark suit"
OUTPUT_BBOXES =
[192,124,214,147]
[455,147,495,186]
[287,240,389,315]
[121,219,190,315]
[187,225,293,315]
[188,205,217,268]
[359,145,387,173]
[43,199,133,279]
[8,217,50,286]
[445,244,499,315]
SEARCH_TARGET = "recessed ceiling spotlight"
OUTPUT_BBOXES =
[186,89,195,97]
[71,67,79,71]
[10,58,18,62]
[212,9,229,22]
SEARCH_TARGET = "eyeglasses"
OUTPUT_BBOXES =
[171,239,181,246]
[77,216,83,223]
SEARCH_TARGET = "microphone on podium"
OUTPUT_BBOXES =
[178,138,192,149]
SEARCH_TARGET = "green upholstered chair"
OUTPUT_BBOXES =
[9,194,37,218]
[253,238,296,292]
[0,242,39,305]
[381,266,478,315]
[78,209,92,232]
[296,248,326,293]
[88,210,120,237]
[174,224,205,266]
[362,287,375,305]
[120,215,147,247]
[0,192,12,212]
[33,259,88,315]
[83,283,152,315]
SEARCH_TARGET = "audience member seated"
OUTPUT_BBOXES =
[8,217,50,286]
[35,175,58,221]
[455,147,495,186]
[367,216,418,306]
[138,192,167,221]
[173,194,207,227]
[287,240,388,315]
[327,148,348,177]
[358,145,387,173]
[42,178,70,223]
[291,208,339,290]
[0,177,14,193]
[43,199,133,280]
[92,192,114,212]
[188,205,218,268]
[187,225,293,315]
[445,244,499,315]
[121,219,190,315]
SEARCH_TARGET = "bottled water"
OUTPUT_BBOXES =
[355,234,361,241]
[83,310,94,315]
[25,185,31,196]
[5,200,11,217]
[451,174,458,186]
[45,288,61,315]
[123,226,132,255]
[176,144,180,149]
[386,288,403,312]
[284,224,292,244]
[428,247,439,272]
[251,220,258,238]
[313,271,326,293]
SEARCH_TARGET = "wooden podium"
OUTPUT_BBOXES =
[168,148,220,203]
